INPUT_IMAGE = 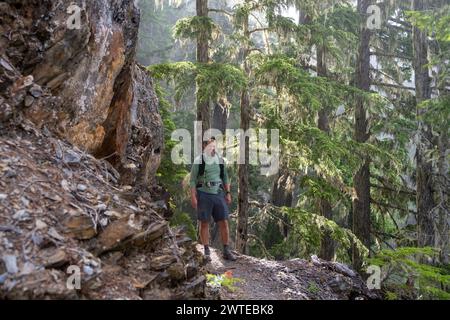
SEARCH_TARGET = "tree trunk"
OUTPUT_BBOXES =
[436,130,449,263]
[196,0,210,138]
[272,170,295,238]
[235,10,251,254]
[317,45,335,261]
[212,98,229,134]
[352,0,372,271]
[435,41,449,263]
[412,0,436,248]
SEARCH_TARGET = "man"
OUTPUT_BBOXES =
[190,137,237,262]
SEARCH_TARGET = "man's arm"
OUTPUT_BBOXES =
[190,163,199,208]
[222,162,232,204]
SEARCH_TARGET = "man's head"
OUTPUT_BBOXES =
[203,136,216,156]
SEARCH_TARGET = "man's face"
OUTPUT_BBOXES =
[204,139,216,156]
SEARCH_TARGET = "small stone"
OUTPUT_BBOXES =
[2,255,19,274]
[13,210,31,221]
[32,232,45,247]
[87,259,99,268]
[13,75,34,91]
[96,203,107,212]
[0,273,7,284]
[20,196,30,207]
[97,219,137,253]
[62,150,81,165]
[43,191,63,202]
[29,84,43,98]
[20,262,36,275]
[0,194,7,201]
[63,215,96,240]
[2,238,14,249]
[48,227,65,242]
[0,57,14,72]
[77,184,87,192]
[43,249,68,268]
[83,265,94,276]
[99,218,108,227]
[24,95,35,107]
[35,219,48,230]
[60,179,70,191]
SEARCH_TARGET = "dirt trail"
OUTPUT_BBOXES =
[202,246,378,300]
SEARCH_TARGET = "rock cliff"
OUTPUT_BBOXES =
[0,0,163,188]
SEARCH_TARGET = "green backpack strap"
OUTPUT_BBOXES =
[198,155,225,182]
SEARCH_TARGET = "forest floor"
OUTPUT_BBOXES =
[202,246,378,300]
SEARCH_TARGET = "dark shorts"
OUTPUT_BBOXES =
[197,190,230,222]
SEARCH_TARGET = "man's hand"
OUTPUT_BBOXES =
[191,195,198,209]
[225,193,232,205]
[190,189,198,209]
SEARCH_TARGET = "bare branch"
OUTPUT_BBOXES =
[372,81,415,91]
[208,8,233,17]
[249,27,270,34]
[388,17,412,28]
[371,199,416,215]
[370,51,413,61]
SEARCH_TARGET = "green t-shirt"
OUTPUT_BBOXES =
[190,153,229,194]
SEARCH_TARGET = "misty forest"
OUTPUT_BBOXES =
[141,0,450,300]
[0,0,449,300]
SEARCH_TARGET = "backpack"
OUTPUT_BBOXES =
[198,154,225,182]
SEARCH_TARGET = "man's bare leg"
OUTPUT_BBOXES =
[217,220,230,246]
[200,221,210,246]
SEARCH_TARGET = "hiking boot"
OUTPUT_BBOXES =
[223,247,237,261]
[204,246,212,263]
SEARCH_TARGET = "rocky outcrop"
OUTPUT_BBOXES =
[0,1,205,300]
[0,0,163,188]
[0,127,205,300]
